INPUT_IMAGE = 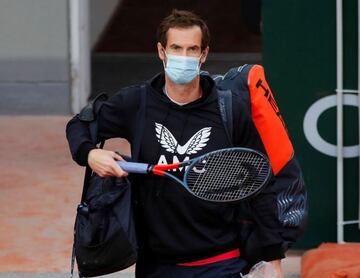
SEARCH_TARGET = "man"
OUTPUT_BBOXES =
[67,9,306,278]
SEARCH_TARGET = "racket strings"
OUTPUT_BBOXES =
[191,152,264,200]
[186,150,270,202]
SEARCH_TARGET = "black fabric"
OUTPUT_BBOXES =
[74,176,137,277]
[217,89,233,145]
[70,93,138,277]
[76,142,95,167]
[136,256,247,278]
[79,93,108,122]
[135,74,238,263]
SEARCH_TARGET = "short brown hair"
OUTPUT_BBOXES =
[157,9,210,51]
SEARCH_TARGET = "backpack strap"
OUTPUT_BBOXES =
[79,93,108,122]
[217,89,233,146]
[79,93,108,202]
[213,64,254,147]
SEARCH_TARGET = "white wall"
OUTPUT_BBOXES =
[0,0,68,60]
[0,0,68,81]
[0,0,120,114]
[0,0,121,82]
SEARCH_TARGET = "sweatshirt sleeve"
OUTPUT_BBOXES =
[66,88,135,166]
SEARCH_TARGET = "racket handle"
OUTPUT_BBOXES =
[118,161,149,174]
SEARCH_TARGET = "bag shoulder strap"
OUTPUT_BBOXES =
[217,89,233,146]
[79,93,108,122]
[214,64,254,146]
[79,93,108,202]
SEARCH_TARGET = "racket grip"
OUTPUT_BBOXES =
[118,161,149,174]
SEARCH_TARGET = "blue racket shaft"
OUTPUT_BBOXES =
[118,161,150,174]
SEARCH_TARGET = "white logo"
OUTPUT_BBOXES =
[155,122,211,155]
[303,94,359,158]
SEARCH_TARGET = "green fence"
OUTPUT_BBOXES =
[262,0,359,248]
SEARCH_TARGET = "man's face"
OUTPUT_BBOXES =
[157,26,209,64]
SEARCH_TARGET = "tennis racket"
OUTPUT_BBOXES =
[118,147,272,203]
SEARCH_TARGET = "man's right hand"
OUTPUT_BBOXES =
[88,149,128,177]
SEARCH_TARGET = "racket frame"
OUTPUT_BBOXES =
[182,148,272,203]
[119,147,272,203]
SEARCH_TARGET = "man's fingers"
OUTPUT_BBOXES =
[111,160,128,177]
[88,149,129,177]
[113,151,123,161]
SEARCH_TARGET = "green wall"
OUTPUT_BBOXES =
[262,0,359,248]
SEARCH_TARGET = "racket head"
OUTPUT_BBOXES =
[183,148,272,203]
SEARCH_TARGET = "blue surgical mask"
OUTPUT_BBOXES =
[163,51,202,84]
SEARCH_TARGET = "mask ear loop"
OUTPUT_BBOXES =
[197,52,204,71]
[162,49,168,69]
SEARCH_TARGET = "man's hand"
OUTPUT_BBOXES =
[269,260,284,278]
[88,149,128,177]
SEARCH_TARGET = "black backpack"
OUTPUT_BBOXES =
[70,93,137,278]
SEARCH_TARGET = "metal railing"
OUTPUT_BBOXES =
[336,0,360,243]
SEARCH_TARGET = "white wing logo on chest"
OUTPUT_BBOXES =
[155,122,212,155]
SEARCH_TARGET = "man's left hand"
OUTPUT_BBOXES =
[269,260,284,278]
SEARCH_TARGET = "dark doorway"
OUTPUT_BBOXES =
[91,0,262,98]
